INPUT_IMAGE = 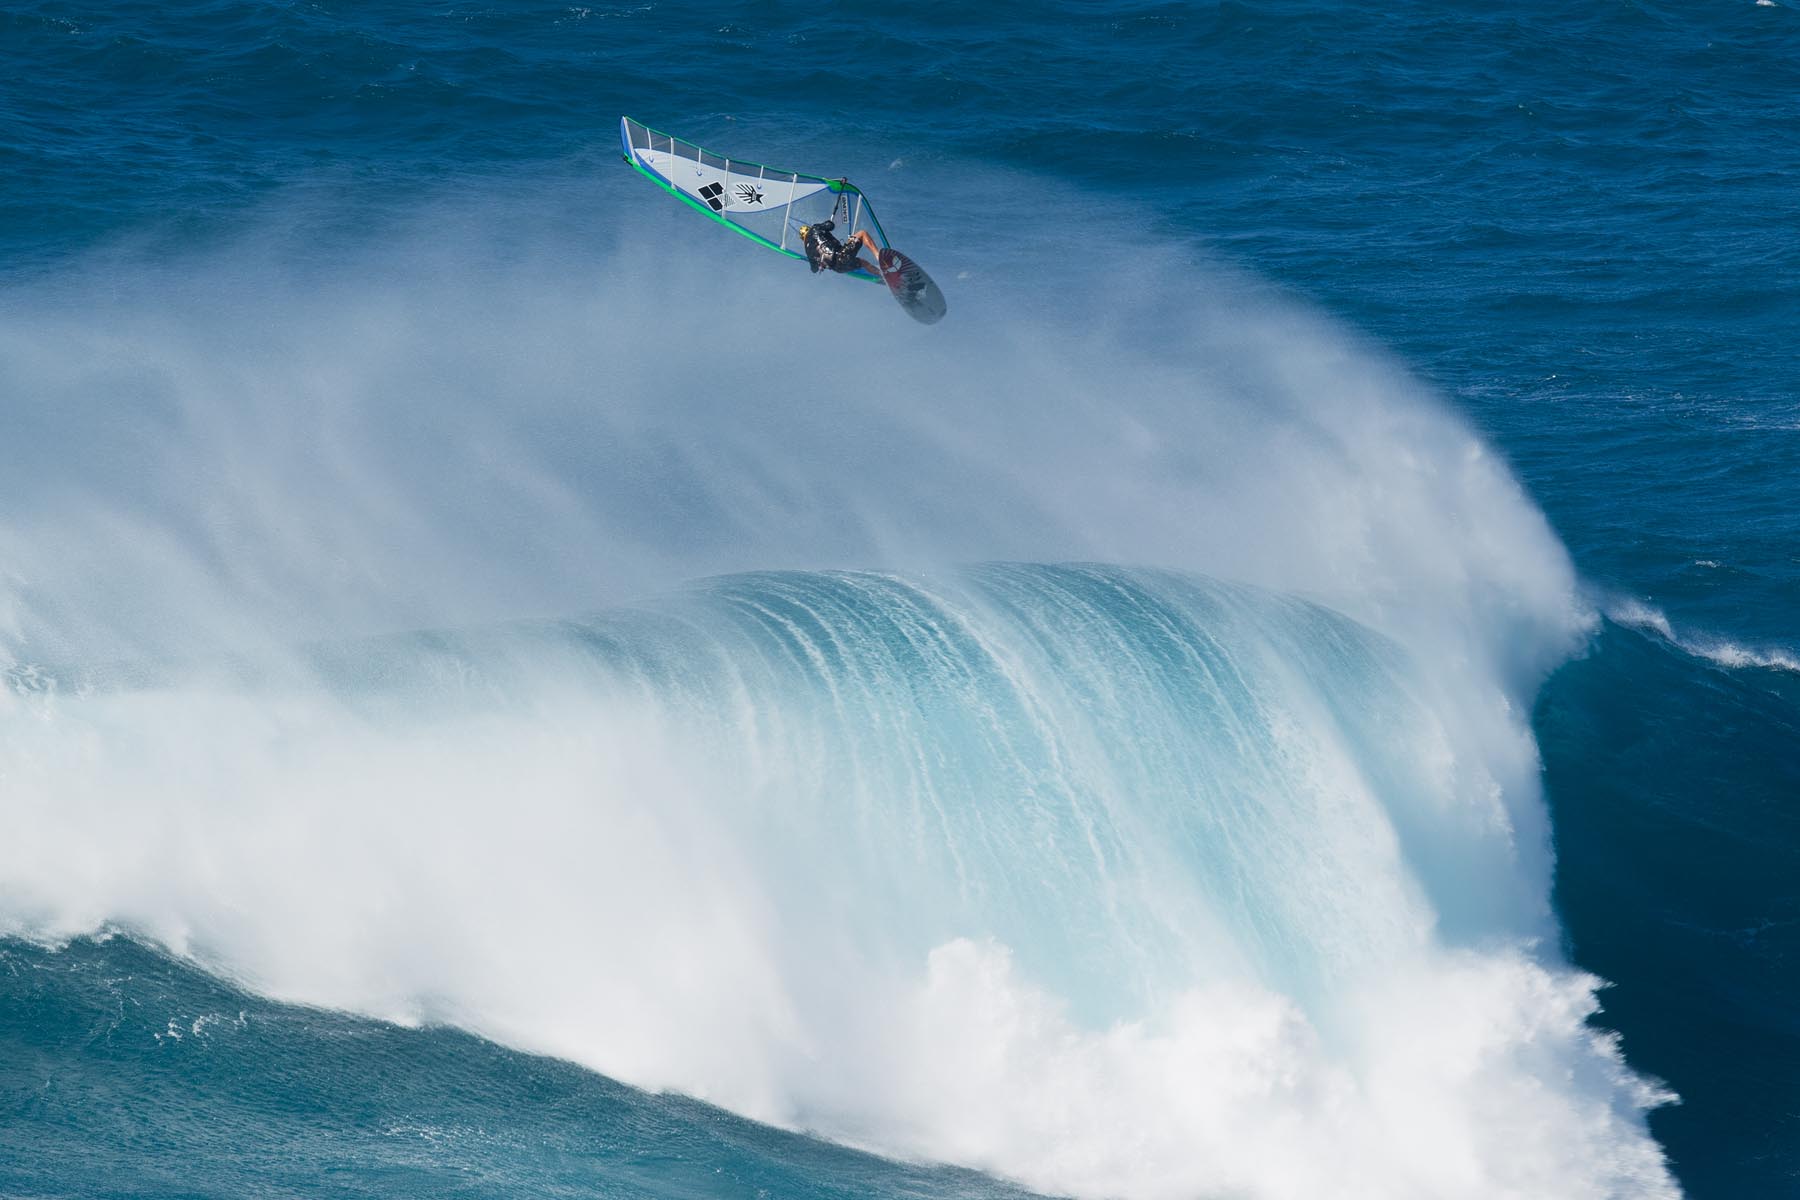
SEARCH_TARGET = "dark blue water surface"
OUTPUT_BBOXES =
[0,935,1036,1200]
[4,2,1798,1197]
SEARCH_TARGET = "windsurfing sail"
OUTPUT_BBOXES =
[619,116,890,283]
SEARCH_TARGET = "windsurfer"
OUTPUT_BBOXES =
[798,220,882,276]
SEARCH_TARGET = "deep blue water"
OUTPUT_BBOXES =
[3,2,1797,1197]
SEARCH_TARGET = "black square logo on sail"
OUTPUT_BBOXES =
[698,182,725,211]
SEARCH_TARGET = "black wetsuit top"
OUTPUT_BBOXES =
[801,222,867,274]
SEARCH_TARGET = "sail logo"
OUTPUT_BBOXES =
[695,181,765,212]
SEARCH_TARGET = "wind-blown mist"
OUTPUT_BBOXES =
[1,172,1572,668]
[0,173,1671,1197]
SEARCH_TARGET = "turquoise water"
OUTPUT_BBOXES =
[3,2,1797,1197]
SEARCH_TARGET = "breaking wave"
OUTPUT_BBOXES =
[0,173,1674,1198]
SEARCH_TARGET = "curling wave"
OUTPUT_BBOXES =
[0,173,1671,1197]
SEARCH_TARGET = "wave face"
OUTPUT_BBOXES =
[5,560,1672,1197]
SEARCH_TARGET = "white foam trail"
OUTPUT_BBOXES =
[0,169,1673,1198]
[1607,596,1800,673]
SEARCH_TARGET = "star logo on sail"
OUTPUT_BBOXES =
[733,183,765,205]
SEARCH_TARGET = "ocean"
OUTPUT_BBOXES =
[2,2,1796,1197]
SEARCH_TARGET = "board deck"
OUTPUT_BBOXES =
[877,249,948,325]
